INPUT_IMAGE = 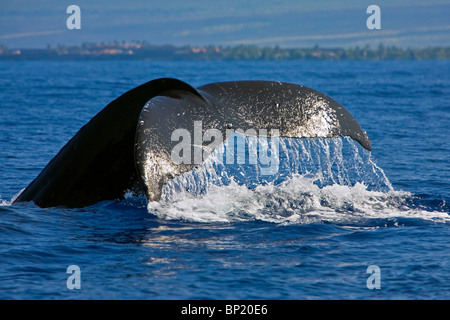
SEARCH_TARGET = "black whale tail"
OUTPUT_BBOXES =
[14,78,371,208]
[14,78,199,208]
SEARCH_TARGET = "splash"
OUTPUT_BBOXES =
[146,136,449,225]
[0,199,11,206]
[0,189,25,207]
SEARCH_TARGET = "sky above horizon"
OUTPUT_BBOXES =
[0,0,449,48]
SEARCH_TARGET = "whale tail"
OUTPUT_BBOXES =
[13,78,199,208]
[14,78,371,208]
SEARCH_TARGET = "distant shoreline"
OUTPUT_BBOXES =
[1,42,449,61]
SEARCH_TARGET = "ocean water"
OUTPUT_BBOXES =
[0,60,449,300]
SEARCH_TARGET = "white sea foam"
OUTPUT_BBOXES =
[0,189,24,207]
[148,174,449,224]
[146,136,449,224]
[0,198,11,206]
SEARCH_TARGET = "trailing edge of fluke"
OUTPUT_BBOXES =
[13,78,371,208]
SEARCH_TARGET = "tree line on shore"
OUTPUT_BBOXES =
[1,42,449,60]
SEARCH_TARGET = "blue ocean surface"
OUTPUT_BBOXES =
[0,60,449,299]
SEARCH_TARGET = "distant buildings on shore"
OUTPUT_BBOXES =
[0,42,449,60]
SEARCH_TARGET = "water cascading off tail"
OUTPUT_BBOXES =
[146,135,447,224]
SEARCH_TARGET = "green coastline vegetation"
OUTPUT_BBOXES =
[1,42,449,60]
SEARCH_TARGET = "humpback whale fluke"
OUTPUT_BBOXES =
[14,78,371,208]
